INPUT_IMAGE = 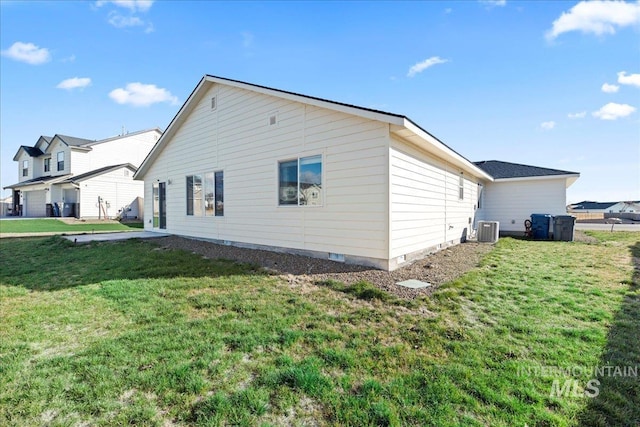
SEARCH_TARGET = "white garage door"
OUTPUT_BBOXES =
[25,190,47,217]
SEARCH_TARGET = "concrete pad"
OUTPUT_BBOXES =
[396,279,432,289]
[64,231,168,243]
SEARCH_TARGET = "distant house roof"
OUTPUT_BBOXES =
[570,201,617,210]
[474,160,579,179]
[54,134,95,147]
[61,164,136,183]
[569,201,640,210]
[3,174,71,190]
[21,146,44,157]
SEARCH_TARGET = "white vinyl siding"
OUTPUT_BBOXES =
[143,84,389,262]
[389,138,479,258]
[480,178,568,232]
[78,167,144,219]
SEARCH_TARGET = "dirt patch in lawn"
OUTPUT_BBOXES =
[152,236,494,299]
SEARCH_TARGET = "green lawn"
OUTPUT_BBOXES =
[0,219,141,234]
[0,233,638,426]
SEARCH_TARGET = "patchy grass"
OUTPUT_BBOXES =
[0,232,637,426]
[0,218,139,234]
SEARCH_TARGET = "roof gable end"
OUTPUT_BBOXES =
[135,75,492,180]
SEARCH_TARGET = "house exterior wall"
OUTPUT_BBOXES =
[143,83,390,267]
[88,130,160,169]
[70,149,92,176]
[79,167,143,219]
[481,178,567,233]
[48,139,70,176]
[16,151,32,182]
[389,137,481,267]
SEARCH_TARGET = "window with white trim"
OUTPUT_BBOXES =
[57,151,64,171]
[44,158,50,172]
[278,155,322,206]
[459,173,464,200]
[22,160,28,177]
[187,171,224,216]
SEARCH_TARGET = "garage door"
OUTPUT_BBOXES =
[25,190,47,217]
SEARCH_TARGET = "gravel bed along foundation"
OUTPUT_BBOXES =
[152,236,494,299]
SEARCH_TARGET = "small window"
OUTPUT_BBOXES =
[211,96,217,110]
[22,160,28,177]
[44,158,50,172]
[124,169,129,177]
[477,183,483,209]
[57,151,64,171]
[458,173,464,200]
[278,155,322,206]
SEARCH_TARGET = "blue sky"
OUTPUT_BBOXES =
[1,0,639,203]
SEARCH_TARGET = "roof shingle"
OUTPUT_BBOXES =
[474,160,579,179]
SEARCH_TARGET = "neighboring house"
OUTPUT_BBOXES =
[134,75,580,270]
[569,200,640,213]
[0,195,12,217]
[4,128,161,218]
[474,161,579,233]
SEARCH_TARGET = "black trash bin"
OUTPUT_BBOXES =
[553,215,576,241]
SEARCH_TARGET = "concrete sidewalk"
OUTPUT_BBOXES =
[64,231,169,243]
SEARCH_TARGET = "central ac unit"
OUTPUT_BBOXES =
[477,221,499,243]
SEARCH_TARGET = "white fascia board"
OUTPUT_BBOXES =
[400,119,494,181]
[492,174,580,184]
[205,76,406,126]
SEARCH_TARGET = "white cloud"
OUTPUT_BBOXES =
[546,0,640,40]
[407,56,449,77]
[617,71,640,87]
[107,11,154,32]
[1,41,51,65]
[540,121,556,130]
[109,82,178,107]
[480,0,506,7]
[568,111,587,119]
[61,54,76,63]
[108,12,140,27]
[95,0,153,12]
[592,102,636,120]
[57,77,92,90]
[601,83,620,93]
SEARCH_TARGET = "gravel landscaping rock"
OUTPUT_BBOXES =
[152,236,494,299]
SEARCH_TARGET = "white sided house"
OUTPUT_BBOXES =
[134,76,579,270]
[5,128,161,219]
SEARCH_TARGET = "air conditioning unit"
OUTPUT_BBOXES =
[477,221,499,243]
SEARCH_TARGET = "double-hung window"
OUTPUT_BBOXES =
[57,151,64,171]
[44,158,50,172]
[278,155,322,206]
[187,171,224,216]
[22,160,28,177]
